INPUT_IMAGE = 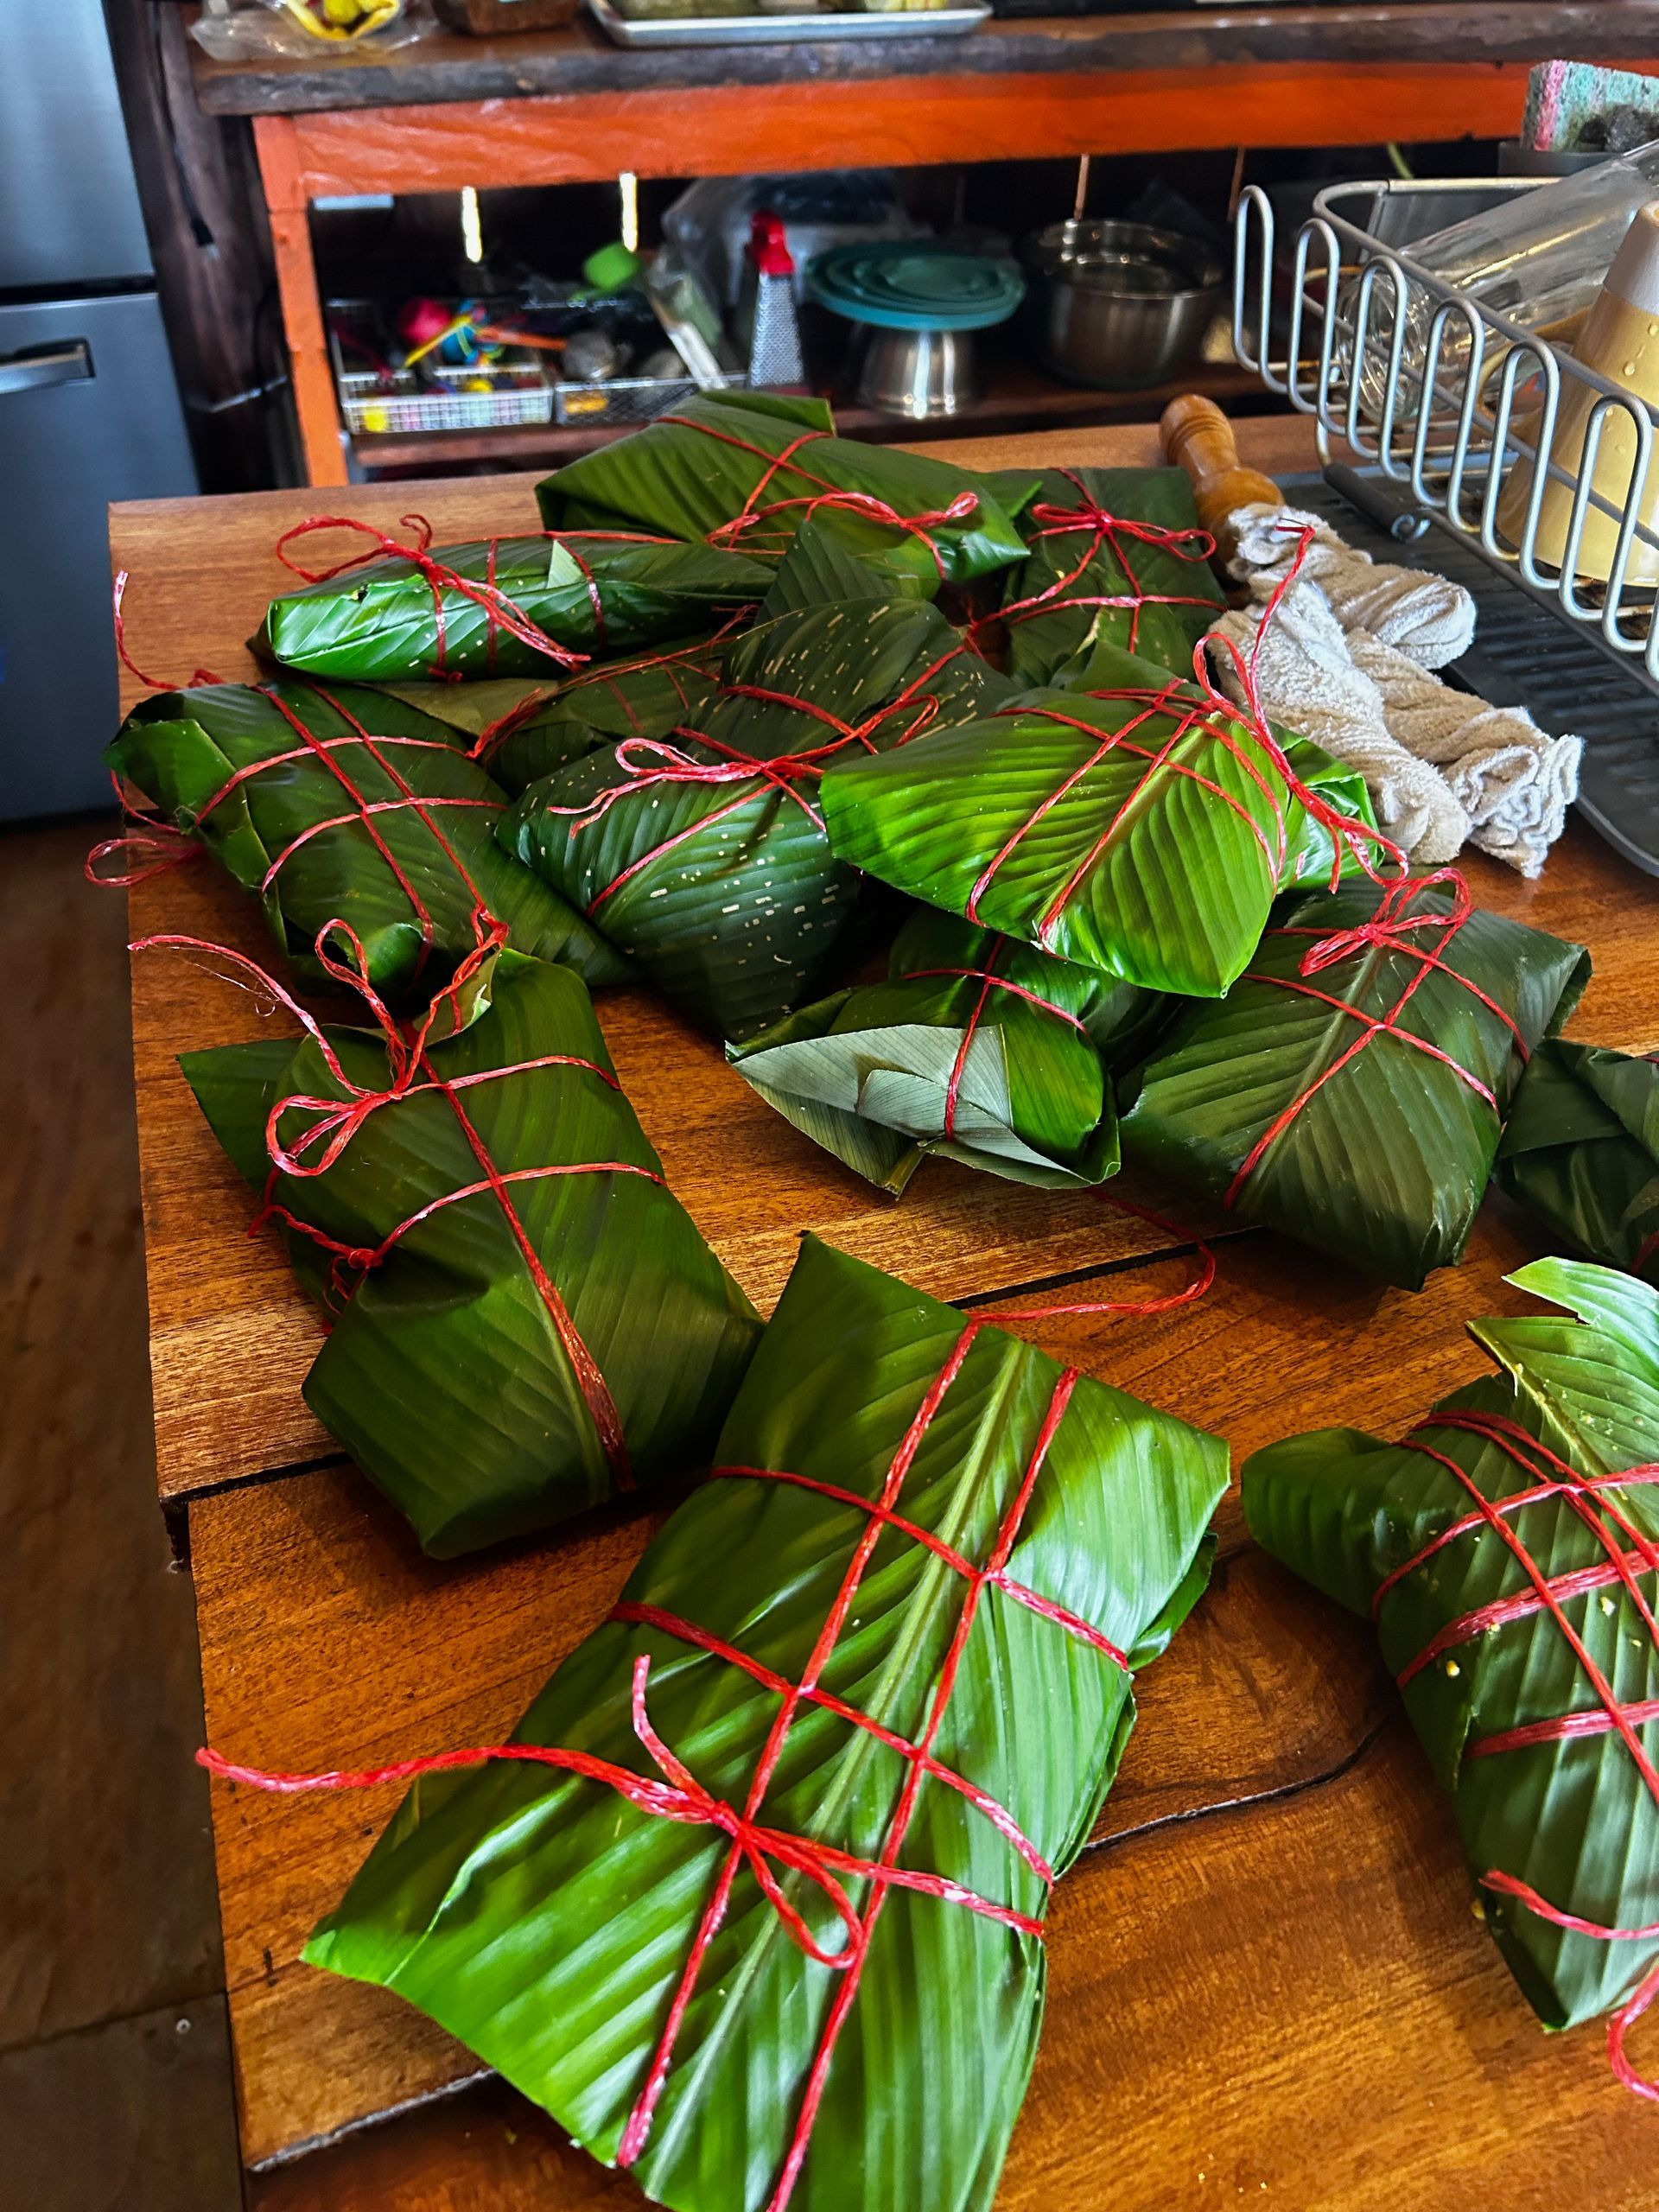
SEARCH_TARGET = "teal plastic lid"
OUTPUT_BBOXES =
[805,243,1026,333]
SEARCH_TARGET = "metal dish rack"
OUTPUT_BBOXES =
[1233,176,1659,874]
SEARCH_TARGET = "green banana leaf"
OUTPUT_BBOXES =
[759,509,941,613]
[819,645,1378,995]
[109,679,629,1007]
[728,907,1167,1195]
[1497,1039,1659,1285]
[260,532,767,680]
[305,1233,1229,2212]
[536,390,1037,585]
[1243,1255,1659,2039]
[499,602,1018,1041]
[1001,467,1224,689]
[181,945,760,1557]
[1120,881,1590,1289]
[383,639,730,797]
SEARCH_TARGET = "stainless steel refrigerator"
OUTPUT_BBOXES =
[0,0,198,821]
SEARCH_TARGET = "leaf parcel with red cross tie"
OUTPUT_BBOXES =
[728,906,1168,1195]
[997,466,1225,690]
[259,516,768,681]
[818,644,1376,998]
[170,931,760,1557]
[285,1233,1227,2212]
[1120,875,1590,1289]
[1497,1039,1659,1287]
[1243,1257,1659,2090]
[375,630,732,797]
[499,600,1018,1042]
[105,679,629,1008]
[536,388,1037,585]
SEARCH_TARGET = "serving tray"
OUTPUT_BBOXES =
[588,0,988,44]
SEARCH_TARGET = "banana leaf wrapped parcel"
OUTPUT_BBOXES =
[176,935,760,1557]
[820,645,1376,996]
[730,907,1166,1195]
[1243,1258,1659,2079]
[1496,1039,1659,1285]
[1000,466,1224,690]
[261,519,766,680]
[500,601,1017,1041]
[537,389,1037,584]
[1120,877,1590,1289]
[297,1235,1230,2212]
[108,679,627,1006]
[379,639,728,797]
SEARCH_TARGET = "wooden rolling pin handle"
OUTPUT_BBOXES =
[1160,394,1282,564]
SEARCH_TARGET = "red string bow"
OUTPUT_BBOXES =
[1296,866,1474,980]
[199,1654,867,1972]
[274,513,592,678]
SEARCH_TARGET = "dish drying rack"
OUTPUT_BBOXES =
[1233,176,1659,874]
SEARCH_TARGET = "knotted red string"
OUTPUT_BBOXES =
[273,514,624,678]
[199,1275,1209,2206]
[657,416,980,580]
[981,468,1219,656]
[134,915,637,1486]
[1224,873,1527,1207]
[1382,1406,1659,2099]
[200,1655,874,1972]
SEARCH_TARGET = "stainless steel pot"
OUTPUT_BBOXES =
[1021,219,1224,390]
[854,324,980,419]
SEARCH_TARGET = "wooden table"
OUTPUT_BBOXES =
[118,418,1659,2209]
[186,3,1659,489]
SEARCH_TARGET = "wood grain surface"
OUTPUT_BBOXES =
[117,423,1659,2203]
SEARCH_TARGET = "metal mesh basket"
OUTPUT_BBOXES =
[328,298,747,440]
[327,302,552,435]
[1234,177,1659,695]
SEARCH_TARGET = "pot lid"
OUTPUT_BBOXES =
[805,242,1026,332]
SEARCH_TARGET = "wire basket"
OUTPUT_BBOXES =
[1233,177,1659,694]
[327,302,552,435]
[327,298,747,440]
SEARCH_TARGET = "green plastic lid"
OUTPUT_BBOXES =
[582,240,643,294]
[805,242,1026,333]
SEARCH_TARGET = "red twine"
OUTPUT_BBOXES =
[658,416,980,581]
[134,916,638,1489]
[200,1275,1217,2203]
[981,468,1219,657]
[1383,1405,1659,2098]
[272,515,682,681]
[1224,869,1528,1207]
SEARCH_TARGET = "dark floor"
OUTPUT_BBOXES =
[1,818,243,2208]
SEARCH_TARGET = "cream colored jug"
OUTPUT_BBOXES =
[1498,198,1659,585]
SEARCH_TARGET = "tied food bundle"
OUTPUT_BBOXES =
[284,1238,1229,2212]
[819,643,1377,999]
[107,678,630,1007]
[260,517,770,681]
[730,906,1166,1194]
[500,598,1017,1042]
[1244,1260,1659,2065]
[175,928,759,1557]
[1497,1039,1659,1286]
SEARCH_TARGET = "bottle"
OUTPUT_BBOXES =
[1497,197,1659,584]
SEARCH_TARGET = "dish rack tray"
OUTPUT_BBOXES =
[1234,176,1659,874]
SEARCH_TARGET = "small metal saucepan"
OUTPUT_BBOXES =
[1021,219,1224,390]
